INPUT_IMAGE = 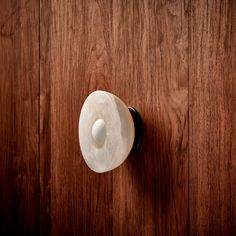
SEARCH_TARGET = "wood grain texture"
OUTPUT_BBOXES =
[40,1,114,235]
[189,0,236,235]
[40,0,189,235]
[39,0,52,235]
[1,0,236,235]
[111,1,189,235]
[0,0,39,235]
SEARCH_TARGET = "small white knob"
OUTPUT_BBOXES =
[78,90,142,173]
[91,118,106,147]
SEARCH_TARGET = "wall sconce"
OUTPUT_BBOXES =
[78,90,142,173]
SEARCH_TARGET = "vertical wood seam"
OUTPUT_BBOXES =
[187,0,191,235]
[38,0,41,235]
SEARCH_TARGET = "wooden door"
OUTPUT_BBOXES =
[0,0,236,235]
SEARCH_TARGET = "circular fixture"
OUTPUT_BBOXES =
[78,90,142,173]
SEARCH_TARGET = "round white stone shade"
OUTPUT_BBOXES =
[78,90,135,173]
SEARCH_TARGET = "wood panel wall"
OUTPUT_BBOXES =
[189,1,236,234]
[0,0,235,235]
[0,0,39,235]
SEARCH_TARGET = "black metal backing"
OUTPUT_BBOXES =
[128,106,143,155]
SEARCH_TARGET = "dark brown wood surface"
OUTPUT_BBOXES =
[0,0,39,235]
[189,0,236,235]
[0,0,235,235]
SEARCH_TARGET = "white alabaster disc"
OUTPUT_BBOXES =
[78,90,135,173]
